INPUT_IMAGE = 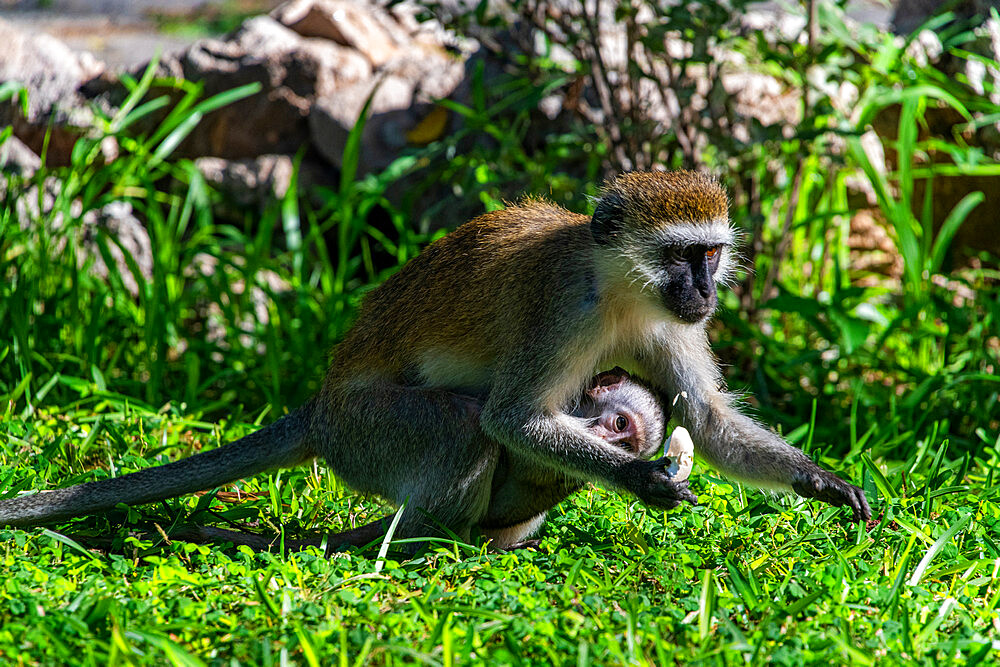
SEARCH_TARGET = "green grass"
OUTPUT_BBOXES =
[1,399,997,665]
[2,7,1000,665]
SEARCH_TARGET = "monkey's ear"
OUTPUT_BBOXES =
[591,191,625,245]
[589,366,631,393]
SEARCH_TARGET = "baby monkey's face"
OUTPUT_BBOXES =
[576,367,666,460]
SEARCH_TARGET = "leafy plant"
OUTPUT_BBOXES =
[0,64,423,416]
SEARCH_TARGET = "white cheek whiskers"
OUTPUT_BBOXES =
[714,243,751,289]
[714,251,738,288]
[615,245,661,297]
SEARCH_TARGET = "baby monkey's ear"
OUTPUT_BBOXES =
[588,367,631,395]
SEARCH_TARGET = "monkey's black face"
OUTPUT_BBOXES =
[660,244,722,322]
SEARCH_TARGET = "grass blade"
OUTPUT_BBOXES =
[929,191,984,273]
[374,498,408,573]
[907,513,973,586]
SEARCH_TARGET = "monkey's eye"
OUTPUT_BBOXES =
[614,414,629,432]
[705,246,721,259]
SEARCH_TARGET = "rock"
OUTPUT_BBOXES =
[122,15,372,160]
[848,209,904,288]
[132,3,467,175]
[82,201,154,298]
[0,135,42,177]
[273,0,409,67]
[196,155,297,205]
[310,75,418,173]
[195,154,336,206]
[0,18,105,165]
[0,1,469,193]
[891,0,1000,35]
[0,20,103,119]
[3,171,153,297]
[265,0,468,176]
[309,53,465,174]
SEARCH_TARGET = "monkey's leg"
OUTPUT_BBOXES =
[315,378,500,547]
[188,517,545,553]
[170,526,319,552]
[476,449,581,547]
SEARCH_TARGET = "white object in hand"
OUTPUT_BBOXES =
[662,426,694,482]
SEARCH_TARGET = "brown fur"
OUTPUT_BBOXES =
[601,171,729,227]
[327,200,593,384]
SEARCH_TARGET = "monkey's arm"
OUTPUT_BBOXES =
[638,338,871,521]
[0,403,317,527]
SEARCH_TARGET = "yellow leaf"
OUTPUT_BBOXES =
[406,106,449,145]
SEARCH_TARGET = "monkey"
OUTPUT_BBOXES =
[0,170,870,548]
[477,367,673,547]
[307,171,867,522]
[0,368,679,550]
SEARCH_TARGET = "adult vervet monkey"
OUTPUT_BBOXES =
[0,170,870,543]
[317,170,867,521]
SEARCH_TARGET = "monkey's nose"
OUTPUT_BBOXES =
[693,271,713,298]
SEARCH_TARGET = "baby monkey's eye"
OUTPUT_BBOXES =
[705,246,722,259]
[614,414,629,432]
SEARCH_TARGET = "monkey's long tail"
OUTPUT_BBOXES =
[0,401,317,527]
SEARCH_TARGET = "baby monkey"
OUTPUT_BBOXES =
[0,369,677,551]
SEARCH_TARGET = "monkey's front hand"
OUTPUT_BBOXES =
[792,468,871,522]
[629,457,699,510]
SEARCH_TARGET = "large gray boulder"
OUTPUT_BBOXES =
[134,15,372,160]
